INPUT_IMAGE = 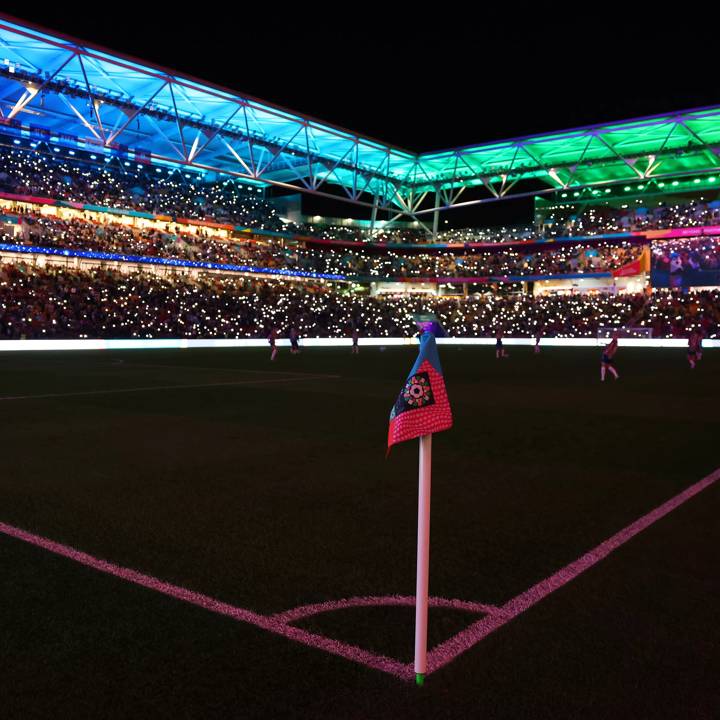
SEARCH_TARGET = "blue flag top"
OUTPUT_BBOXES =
[413,314,447,338]
[388,332,452,450]
[409,332,444,378]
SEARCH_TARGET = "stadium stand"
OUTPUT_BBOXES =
[0,13,718,344]
[1,261,717,340]
[0,142,287,230]
[4,212,646,280]
[0,140,719,341]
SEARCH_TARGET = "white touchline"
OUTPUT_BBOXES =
[0,375,335,402]
[425,466,720,674]
[123,362,341,378]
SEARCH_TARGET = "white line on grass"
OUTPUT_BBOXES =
[425,465,720,674]
[0,375,335,402]
[123,362,341,378]
[0,466,717,682]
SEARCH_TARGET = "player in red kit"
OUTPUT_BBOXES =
[601,334,619,381]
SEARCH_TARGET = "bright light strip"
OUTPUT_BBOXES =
[0,338,715,352]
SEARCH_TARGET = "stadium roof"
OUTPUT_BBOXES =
[1,14,720,224]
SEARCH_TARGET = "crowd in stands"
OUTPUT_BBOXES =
[3,140,720,247]
[0,143,443,245]
[437,226,537,244]
[304,223,427,245]
[348,241,642,278]
[440,201,720,244]
[544,200,720,237]
[651,237,720,272]
[13,215,286,269]
[0,142,718,343]
[1,263,716,340]
[9,214,644,280]
[0,144,287,230]
[642,290,720,337]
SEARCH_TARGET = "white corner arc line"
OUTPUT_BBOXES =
[0,467,717,682]
[271,595,502,625]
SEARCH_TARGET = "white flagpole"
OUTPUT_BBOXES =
[414,432,432,686]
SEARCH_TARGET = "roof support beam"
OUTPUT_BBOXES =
[5,16,720,218]
[57,92,103,141]
[674,118,720,168]
[7,51,74,120]
[77,54,106,144]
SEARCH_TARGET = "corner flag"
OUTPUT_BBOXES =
[388,332,452,451]
[386,331,452,686]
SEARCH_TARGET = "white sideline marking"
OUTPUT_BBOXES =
[0,375,334,402]
[125,362,340,378]
[426,466,720,674]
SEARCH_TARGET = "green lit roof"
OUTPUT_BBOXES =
[413,109,720,195]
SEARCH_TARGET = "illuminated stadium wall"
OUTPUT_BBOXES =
[0,15,717,347]
[2,14,720,227]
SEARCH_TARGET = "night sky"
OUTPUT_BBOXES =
[2,7,717,225]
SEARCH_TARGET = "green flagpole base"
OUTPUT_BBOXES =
[415,673,425,687]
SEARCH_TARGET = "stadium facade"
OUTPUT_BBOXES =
[0,14,718,346]
[1,14,720,236]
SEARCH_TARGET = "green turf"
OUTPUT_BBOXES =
[0,346,718,719]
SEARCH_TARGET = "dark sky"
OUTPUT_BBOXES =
[2,7,718,226]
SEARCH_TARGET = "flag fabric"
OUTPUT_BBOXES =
[388,332,452,451]
[612,246,651,277]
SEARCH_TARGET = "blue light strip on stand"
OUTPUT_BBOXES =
[0,243,347,281]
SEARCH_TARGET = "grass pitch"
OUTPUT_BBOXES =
[0,346,718,719]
